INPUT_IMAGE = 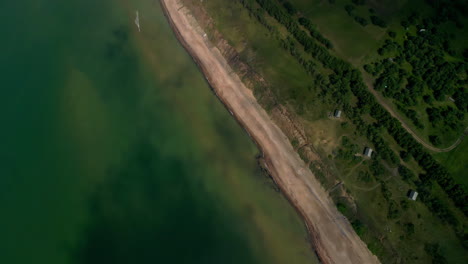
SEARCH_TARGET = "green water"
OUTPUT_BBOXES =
[0,0,319,263]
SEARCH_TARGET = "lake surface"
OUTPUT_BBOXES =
[0,0,319,263]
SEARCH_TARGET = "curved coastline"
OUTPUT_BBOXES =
[159,1,380,263]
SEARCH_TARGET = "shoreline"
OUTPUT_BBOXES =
[159,1,380,263]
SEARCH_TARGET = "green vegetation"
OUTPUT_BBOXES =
[434,138,468,189]
[364,14,467,145]
[251,0,466,214]
[187,0,467,263]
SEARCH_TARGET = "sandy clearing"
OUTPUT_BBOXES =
[159,1,380,263]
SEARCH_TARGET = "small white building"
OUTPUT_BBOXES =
[408,190,418,201]
[334,110,342,118]
[363,147,373,158]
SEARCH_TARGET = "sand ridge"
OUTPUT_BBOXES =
[159,1,380,263]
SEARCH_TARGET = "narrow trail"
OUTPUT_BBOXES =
[366,83,466,153]
[159,1,380,263]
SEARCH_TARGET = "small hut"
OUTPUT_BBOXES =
[407,190,418,201]
[363,147,373,158]
[334,110,342,118]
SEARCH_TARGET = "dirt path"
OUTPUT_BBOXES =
[365,81,466,153]
[160,1,379,263]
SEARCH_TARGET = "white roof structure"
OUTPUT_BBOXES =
[408,190,418,201]
[334,110,342,118]
[364,147,373,158]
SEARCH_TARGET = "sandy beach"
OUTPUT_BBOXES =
[159,1,380,263]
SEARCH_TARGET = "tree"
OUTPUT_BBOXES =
[352,220,367,237]
[404,222,415,235]
[345,4,355,15]
[337,202,347,214]
[282,1,296,15]
[401,20,409,28]
[424,243,447,264]
[352,0,366,5]
[370,15,387,27]
[429,135,441,146]
[400,151,410,162]
[388,200,401,219]
[354,16,368,26]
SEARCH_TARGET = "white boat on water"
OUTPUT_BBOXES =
[135,11,140,32]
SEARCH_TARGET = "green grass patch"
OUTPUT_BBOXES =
[434,138,468,189]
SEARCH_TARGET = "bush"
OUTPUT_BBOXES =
[352,0,366,5]
[282,1,296,15]
[345,4,355,15]
[400,151,410,162]
[399,165,415,182]
[337,202,347,214]
[429,135,441,146]
[354,16,369,26]
[424,243,447,264]
[404,222,415,235]
[352,220,367,237]
[371,15,387,28]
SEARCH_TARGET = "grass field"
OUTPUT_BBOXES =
[185,0,468,263]
[434,137,468,189]
[290,0,468,147]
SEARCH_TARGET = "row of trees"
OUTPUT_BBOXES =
[237,0,468,256]
[298,17,333,49]
[366,16,467,134]
[240,0,467,217]
[344,3,387,28]
[378,14,466,104]
[426,106,464,130]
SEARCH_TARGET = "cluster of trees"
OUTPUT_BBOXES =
[344,2,386,28]
[351,219,367,237]
[429,135,441,146]
[397,104,424,129]
[370,15,387,28]
[379,178,403,220]
[280,0,296,15]
[336,136,361,161]
[241,0,468,221]
[360,89,467,216]
[344,5,369,27]
[298,17,333,49]
[426,106,464,130]
[377,39,400,55]
[453,88,468,112]
[238,0,279,34]
[366,14,467,134]
[425,0,465,28]
[424,243,448,264]
[398,165,416,182]
[237,0,468,259]
[255,0,351,72]
[389,15,465,101]
[351,0,366,5]
[417,179,459,225]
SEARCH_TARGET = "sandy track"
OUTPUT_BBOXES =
[159,1,380,263]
